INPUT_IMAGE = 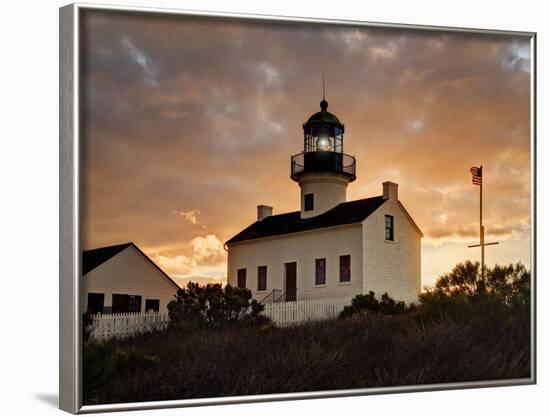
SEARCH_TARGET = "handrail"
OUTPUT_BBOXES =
[259,288,284,304]
[291,151,356,179]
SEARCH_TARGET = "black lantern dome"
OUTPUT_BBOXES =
[305,99,343,126]
[291,98,356,182]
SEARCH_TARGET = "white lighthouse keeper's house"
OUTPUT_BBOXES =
[226,96,422,304]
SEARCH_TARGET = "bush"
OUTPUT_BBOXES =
[415,261,531,326]
[82,312,94,345]
[83,340,158,403]
[167,282,269,330]
[340,291,411,318]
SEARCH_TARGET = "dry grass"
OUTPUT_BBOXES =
[83,311,530,405]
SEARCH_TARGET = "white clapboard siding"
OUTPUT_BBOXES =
[263,296,353,326]
[82,245,179,314]
[91,311,170,340]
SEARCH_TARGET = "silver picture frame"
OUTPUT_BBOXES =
[59,2,537,414]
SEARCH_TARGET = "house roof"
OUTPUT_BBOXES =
[82,242,180,289]
[82,242,133,275]
[226,195,388,245]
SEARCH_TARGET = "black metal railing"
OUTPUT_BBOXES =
[291,151,356,180]
[259,289,285,304]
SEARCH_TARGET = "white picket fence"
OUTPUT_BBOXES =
[263,296,353,326]
[89,296,353,339]
[90,311,170,340]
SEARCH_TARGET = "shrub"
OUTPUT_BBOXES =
[167,282,269,330]
[416,261,531,326]
[82,312,94,345]
[83,340,158,403]
[340,291,411,318]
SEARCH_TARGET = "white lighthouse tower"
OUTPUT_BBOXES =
[290,96,356,218]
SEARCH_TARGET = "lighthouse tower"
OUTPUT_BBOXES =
[290,96,356,219]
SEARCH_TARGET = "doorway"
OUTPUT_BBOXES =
[284,262,297,301]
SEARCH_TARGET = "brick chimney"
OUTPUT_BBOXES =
[383,181,398,201]
[257,205,273,221]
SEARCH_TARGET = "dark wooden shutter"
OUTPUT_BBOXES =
[112,294,129,314]
[87,293,104,314]
[257,266,267,291]
[237,268,247,288]
[315,258,326,285]
[339,255,351,282]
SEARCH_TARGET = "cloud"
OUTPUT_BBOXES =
[175,276,226,287]
[151,234,227,280]
[80,10,531,286]
[191,234,225,263]
[120,36,159,86]
[173,209,200,224]
[154,253,194,274]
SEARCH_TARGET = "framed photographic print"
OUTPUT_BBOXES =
[59,2,536,414]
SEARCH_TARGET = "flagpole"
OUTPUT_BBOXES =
[480,165,484,282]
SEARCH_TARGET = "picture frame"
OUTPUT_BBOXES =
[60,3,537,414]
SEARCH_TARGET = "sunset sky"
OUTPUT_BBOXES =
[81,11,532,288]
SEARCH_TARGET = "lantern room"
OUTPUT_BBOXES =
[291,98,356,183]
[303,99,344,153]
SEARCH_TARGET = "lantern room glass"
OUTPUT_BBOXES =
[304,125,343,153]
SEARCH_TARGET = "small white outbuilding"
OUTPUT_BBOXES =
[225,97,422,304]
[82,242,180,314]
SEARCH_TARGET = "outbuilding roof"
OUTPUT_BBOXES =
[226,195,387,245]
[82,242,180,289]
[82,242,133,275]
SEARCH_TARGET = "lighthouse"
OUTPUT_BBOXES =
[226,87,422,305]
[291,96,356,218]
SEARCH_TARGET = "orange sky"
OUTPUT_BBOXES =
[81,11,532,288]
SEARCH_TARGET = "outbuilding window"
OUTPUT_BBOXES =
[315,258,326,285]
[385,215,394,241]
[339,255,351,282]
[305,193,314,211]
[112,294,142,314]
[237,268,247,288]
[257,265,267,291]
[145,299,160,313]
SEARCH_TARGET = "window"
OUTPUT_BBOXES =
[304,193,314,211]
[112,294,142,314]
[257,266,267,291]
[385,215,394,241]
[237,268,247,288]
[87,293,104,314]
[128,295,142,313]
[145,299,160,313]
[339,255,351,282]
[315,258,326,285]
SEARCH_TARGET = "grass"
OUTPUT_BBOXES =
[83,310,530,405]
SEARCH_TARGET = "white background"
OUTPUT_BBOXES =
[0,0,547,415]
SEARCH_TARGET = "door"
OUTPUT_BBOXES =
[285,262,297,301]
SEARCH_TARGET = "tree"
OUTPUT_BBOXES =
[418,261,530,323]
[167,282,268,330]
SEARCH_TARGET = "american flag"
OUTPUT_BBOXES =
[470,166,482,186]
